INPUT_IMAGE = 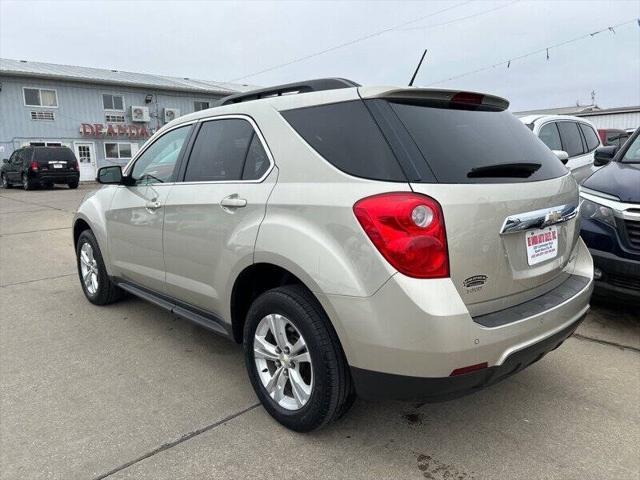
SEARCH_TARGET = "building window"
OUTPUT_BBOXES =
[23,88,58,107]
[30,111,56,121]
[103,94,125,111]
[194,101,210,112]
[105,114,126,123]
[105,142,134,159]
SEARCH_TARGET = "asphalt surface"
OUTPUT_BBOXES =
[1,184,638,480]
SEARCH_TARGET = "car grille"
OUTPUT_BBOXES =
[624,219,640,251]
[607,273,640,291]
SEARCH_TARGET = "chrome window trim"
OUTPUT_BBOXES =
[499,203,579,235]
[177,113,276,185]
[580,188,640,220]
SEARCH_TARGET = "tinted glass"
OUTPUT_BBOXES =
[34,147,76,162]
[282,101,406,182]
[242,133,270,180]
[557,122,584,157]
[579,124,600,151]
[389,102,567,183]
[24,88,40,106]
[102,94,113,109]
[184,119,253,182]
[539,123,562,150]
[112,95,124,110]
[131,125,191,184]
[105,143,119,159]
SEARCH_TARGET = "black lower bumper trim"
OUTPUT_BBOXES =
[351,314,586,402]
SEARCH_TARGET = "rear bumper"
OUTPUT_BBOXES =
[317,237,593,391]
[30,171,79,183]
[351,313,585,401]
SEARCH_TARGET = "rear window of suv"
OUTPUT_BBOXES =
[33,147,76,162]
[282,99,567,184]
[387,102,568,183]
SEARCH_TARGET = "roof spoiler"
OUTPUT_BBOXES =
[218,78,360,106]
[359,87,510,111]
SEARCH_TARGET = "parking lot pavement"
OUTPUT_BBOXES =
[1,185,639,480]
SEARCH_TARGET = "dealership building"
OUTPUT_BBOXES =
[0,58,252,180]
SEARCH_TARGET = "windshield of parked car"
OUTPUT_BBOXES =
[620,134,640,163]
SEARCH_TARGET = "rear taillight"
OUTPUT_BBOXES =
[353,192,449,278]
[30,161,39,171]
[72,162,79,171]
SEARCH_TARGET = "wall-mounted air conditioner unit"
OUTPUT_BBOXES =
[164,108,180,123]
[130,106,150,122]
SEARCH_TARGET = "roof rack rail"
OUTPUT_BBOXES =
[218,78,360,106]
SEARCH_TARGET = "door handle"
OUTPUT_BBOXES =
[220,195,247,209]
[145,201,162,211]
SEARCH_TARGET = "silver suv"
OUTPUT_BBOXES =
[73,79,593,432]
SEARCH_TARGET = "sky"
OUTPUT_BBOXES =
[0,0,638,111]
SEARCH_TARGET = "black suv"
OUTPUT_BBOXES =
[1,146,80,190]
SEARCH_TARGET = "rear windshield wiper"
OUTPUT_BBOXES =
[467,162,541,179]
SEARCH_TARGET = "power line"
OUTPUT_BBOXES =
[426,18,639,86]
[398,0,519,31]
[226,0,474,82]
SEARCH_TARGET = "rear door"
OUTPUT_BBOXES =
[163,116,276,317]
[365,96,579,314]
[556,121,593,183]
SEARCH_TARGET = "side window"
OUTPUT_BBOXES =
[183,119,254,182]
[131,125,192,185]
[242,133,270,180]
[557,122,585,157]
[579,124,600,152]
[538,123,562,151]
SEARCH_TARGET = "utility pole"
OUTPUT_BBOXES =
[409,49,428,87]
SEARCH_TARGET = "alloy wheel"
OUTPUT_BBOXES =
[79,242,99,295]
[253,313,313,410]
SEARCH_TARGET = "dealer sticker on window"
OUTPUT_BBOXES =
[526,225,558,266]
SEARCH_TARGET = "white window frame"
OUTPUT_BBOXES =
[194,100,210,112]
[102,93,126,112]
[23,87,59,108]
[104,142,136,160]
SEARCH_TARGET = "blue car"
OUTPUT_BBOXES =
[580,128,640,301]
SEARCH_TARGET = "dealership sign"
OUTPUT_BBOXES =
[80,123,151,138]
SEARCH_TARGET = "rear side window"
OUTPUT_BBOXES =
[557,122,585,157]
[539,123,562,151]
[281,101,406,182]
[242,133,270,180]
[388,102,567,183]
[579,124,600,151]
[185,119,255,182]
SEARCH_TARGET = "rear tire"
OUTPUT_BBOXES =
[243,285,354,432]
[68,181,79,189]
[22,173,34,191]
[76,229,123,305]
[1,174,11,189]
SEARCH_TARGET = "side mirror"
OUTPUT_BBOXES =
[2,158,8,164]
[594,146,618,167]
[552,150,569,165]
[97,165,124,184]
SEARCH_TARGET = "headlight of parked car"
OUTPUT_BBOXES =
[580,197,616,228]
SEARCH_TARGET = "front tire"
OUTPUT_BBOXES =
[68,181,79,189]
[1,174,11,189]
[76,230,123,305]
[243,285,354,432]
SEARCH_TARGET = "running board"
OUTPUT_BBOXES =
[115,280,231,338]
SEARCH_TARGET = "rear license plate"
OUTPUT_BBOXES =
[53,164,63,169]
[526,225,558,266]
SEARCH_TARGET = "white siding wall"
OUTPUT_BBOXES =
[578,111,640,131]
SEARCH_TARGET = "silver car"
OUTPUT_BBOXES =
[73,79,593,432]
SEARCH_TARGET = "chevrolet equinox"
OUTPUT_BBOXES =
[73,79,594,432]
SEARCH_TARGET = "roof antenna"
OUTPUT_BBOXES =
[408,49,428,87]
